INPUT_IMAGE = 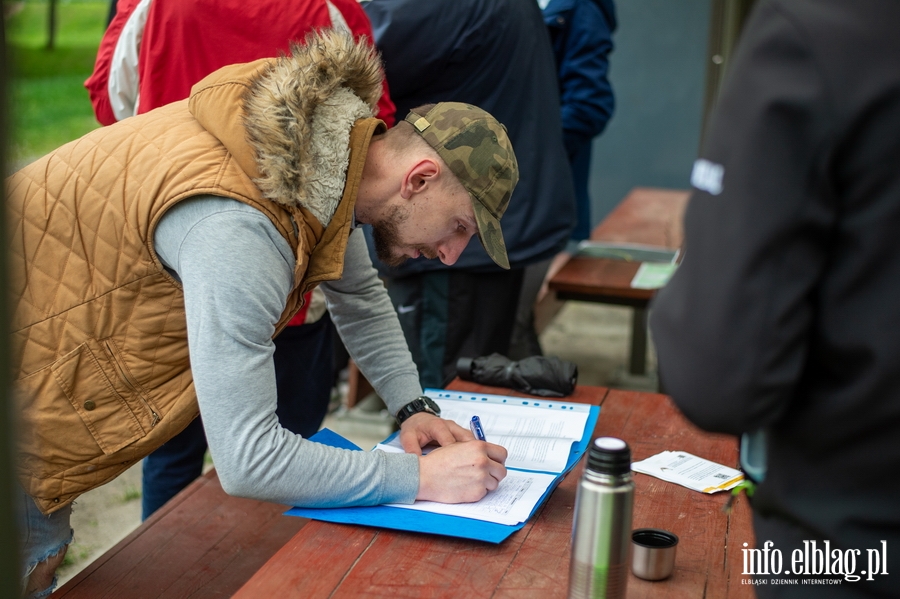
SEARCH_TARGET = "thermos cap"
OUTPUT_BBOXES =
[587,437,632,475]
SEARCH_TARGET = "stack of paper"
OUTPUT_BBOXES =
[631,450,744,494]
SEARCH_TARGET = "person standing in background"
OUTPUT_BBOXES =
[540,0,615,243]
[85,0,396,520]
[361,0,576,387]
[510,0,617,358]
[650,0,900,593]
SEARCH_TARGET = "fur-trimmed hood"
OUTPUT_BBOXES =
[188,30,384,225]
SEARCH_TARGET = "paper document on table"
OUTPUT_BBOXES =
[576,240,679,264]
[630,262,678,289]
[286,395,599,543]
[377,389,590,473]
[378,434,575,473]
[373,389,595,526]
[383,470,557,526]
[632,450,744,493]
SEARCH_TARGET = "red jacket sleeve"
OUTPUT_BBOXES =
[84,0,143,126]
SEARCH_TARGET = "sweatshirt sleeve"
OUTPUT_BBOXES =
[554,0,615,154]
[154,197,419,506]
[648,2,835,435]
[320,228,424,415]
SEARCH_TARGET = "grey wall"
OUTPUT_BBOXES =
[589,0,711,222]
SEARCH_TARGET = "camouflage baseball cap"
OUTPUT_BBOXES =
[405,103,518,269]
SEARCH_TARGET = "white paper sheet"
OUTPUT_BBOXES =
[425,390,590,473]
[631,450,744,493]
[373,390,593,526]
[383,470,558,526]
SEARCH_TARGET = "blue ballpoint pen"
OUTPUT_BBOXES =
[470,415,487,441]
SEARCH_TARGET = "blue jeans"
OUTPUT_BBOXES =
[15,482,73,599]
[141,315,336,519]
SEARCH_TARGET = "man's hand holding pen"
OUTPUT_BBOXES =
[398,412,508,504]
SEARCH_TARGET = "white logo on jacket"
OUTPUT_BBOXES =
[691,159,724,196]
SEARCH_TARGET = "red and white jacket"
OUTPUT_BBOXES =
[85,0,395,126]
[85,0,396,326]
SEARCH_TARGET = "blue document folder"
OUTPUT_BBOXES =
[285,399,599,544]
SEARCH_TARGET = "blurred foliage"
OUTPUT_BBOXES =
[4,0,107,165]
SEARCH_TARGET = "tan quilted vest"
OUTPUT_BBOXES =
[7,89,383,514]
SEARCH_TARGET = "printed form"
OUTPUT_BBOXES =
[376,390,592,526]
[631,450,744,493]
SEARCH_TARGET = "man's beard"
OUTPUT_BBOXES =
[371,205,436,267]
[371,205,410,267]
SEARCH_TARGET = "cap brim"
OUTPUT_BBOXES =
[472,199,510,270]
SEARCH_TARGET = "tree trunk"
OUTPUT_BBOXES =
[46,0,58,50]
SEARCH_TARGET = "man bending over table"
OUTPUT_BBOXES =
[9,31,511,598]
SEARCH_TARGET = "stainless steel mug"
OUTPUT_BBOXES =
[631,528,678,581]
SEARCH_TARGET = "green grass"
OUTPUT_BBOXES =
[60,545,92,568]
[5,0,108,164]
[9,74,101,160]
[121,484,141,502]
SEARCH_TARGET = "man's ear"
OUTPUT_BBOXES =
[400,159,440,200]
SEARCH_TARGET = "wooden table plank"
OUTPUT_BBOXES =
[234,383,755,598]
[549,257,654,304]
[52,470,306,598]
[590,187,689,247]
[329,527,531,599]
[230,520,379,597]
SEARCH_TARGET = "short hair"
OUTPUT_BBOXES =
[382,104,437,155]
[382,104,466,195]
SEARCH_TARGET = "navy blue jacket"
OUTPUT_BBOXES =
[362,0,576,274]
[543,0,616,240]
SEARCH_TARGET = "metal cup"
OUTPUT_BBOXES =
[631,528,678,581]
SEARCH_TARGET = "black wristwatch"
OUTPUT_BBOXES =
[395,396,441,425]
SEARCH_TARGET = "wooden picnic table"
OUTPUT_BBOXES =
[53,379,755,598]
[548,187,690,376]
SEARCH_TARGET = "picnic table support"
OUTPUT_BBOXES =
[630,307,648,376]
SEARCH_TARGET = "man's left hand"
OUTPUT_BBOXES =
[398,413,473,455]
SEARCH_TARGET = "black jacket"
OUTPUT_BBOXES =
[651,0,900,590]
[362,0,576,273]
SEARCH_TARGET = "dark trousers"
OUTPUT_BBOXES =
[385,268,525,389]
[141,314,335,519]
